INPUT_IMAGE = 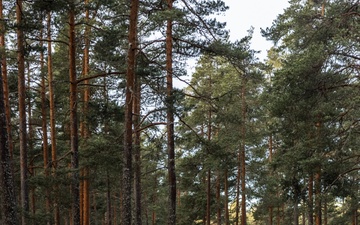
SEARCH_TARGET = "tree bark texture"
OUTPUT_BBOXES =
[0,63,19,225]
[166,0,176,224]
[69,4,80,225]
[16,1,29,223]
[80,0,91,223]
[122,0,139,224]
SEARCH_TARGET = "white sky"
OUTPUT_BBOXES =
[222,0,289,59]
[178,0,289,88]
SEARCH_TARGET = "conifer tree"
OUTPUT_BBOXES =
[0,63,18,225]
[123,0,139,224]
[16,1,29,223]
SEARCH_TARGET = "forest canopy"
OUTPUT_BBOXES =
[0,0,359,225]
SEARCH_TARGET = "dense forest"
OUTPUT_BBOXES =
[0,0,359,224]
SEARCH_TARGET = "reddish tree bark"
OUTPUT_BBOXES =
[80,0,91,223]
[16,1,29,223]
[122,0,139,224]
[69,3,80,224]
[0,57,18,225]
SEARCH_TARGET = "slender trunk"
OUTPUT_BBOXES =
[47,10,60,224]
[216,172,221,225]
[106,172,112,225]
[0,63,19,225]
[206,169,211,225]
[268,135,273,225]
[352,207,358,225]
[206,77,212,225]
[315,169,321,225]
[152,175,157,225]
[166,0,176,224]
[294,197,299,225]
[224,169,230,225]
[309,175,314,225]
[16,1,29,223]
[69,3,80,225]
[324,195,327,225]
[240,80,247,225]
[123,0,139,224]
[134,65,142,225]
[302,210,306,225]
[315,119,322,225]
[235,157,240,225]
[0,0,13,158]
[321,0,326,16]
[93,193,98,225]
[81,1,91,223]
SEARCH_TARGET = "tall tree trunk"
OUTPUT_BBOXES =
[206,77,212,225]
[315,168,321,225]
[240,80,247,225]
[69,3,80,224]
[16,1,29,223]
[166,0,176,224]
[40,26,51,225]
[294,197,299,225]
[315,120,322,225]
[224,169,230,225]
[0,63,19,225]
[123,0,139,224]
[80,0,91,223]
[308,174,314,225]
[206,169,211,225]
[106,172,112,225]
[269,135,273,225]
[47,10,60,224]
[235,155,240,225]
[134,65,142,225]
[216,171,221,225]
[0,0,13,158]
[324,195,327,225]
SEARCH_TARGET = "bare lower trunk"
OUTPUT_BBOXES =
[216,172,221,225]
[17,1,29,223]
[309,174,314,225]
[224,169,230,225]
[122,1,139,224]
[0,60,19,225]
[81,0,91,223]
[315,169,321,225]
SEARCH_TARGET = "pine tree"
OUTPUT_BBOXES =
[0,61,19,225]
